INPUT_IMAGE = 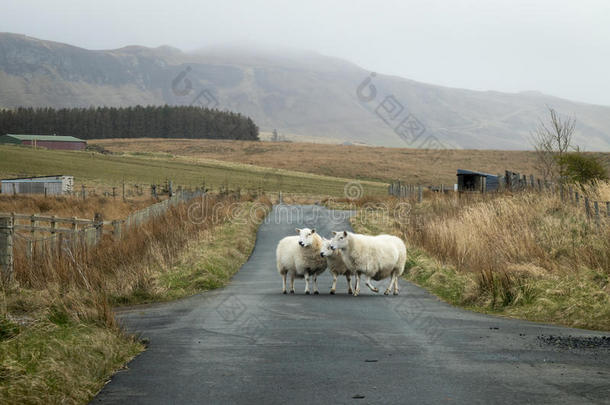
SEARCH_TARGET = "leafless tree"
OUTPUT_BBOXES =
[530,107,576,181]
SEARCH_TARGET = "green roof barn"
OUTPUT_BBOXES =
[0,134,86,150]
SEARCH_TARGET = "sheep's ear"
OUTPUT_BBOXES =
[295,228,301,234]
[343,231,348,237]
[311,229,315,234]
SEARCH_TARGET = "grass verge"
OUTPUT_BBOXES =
[1,194,272,403]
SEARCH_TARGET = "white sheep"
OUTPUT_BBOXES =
[329,231,407,296]
[276,228,327,294]
[320,238,353,295]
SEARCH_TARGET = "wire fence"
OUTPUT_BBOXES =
[388,170,610,226]
[0,189,205,283]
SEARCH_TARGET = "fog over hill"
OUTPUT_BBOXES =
[1,32,609,150]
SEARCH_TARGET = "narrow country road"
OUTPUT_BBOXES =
[94,205,610,405]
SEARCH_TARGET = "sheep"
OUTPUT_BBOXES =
[329,231,407,296]
[320,238,353,295]
[276,228,327,294]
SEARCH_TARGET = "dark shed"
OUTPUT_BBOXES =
[457,169,500,192]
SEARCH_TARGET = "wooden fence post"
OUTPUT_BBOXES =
[575,192,580,205]
[112,220,122,240]
[94,213,103,244]
[585,197,591,219]
[81,185,86,200]
[418,185,423,203]
[30,214,36,239]
[568,186,573,203]
[560,184,565,202]
[57,233,64,259]
[607,202,610,218]
[594,201,600,228]
[0,216,14,284]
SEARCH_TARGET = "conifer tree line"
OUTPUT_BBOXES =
[0,105,259,141]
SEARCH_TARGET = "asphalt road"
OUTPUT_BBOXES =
[94,205,610,405]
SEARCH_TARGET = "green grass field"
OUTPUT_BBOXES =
[0,145,387,197]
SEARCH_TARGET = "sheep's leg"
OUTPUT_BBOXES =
[385,274,396,295]
[330,273,338,295]
[304,273,310,295]
[290,274,295,294]
[313,274,319,295]
[365,276,379,293]
[393,272,400,295]
[282,273,287,294]
[353,273,361,296]
[346,274,353,295]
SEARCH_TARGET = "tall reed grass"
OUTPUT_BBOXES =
[349,183,610,328]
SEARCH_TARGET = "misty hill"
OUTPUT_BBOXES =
[1,32,609,150]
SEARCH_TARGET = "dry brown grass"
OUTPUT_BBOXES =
[0,194,153,220]
[10,193,271,300]
[1,192,272,403]
[349,183,610,330]
[92,138,610,185]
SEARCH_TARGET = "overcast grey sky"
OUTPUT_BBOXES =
[4,0,610,106]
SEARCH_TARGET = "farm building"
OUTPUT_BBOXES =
[1,175,74,195]
[456,169,500,192]
[0,134,86,150]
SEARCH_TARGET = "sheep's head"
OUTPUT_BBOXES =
[329,231,349,250]
[296,228,316,247]
[320,239,336,258]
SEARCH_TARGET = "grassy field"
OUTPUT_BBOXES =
[347,183,610,331]
[92,138,610,185]
[0,144,387,197]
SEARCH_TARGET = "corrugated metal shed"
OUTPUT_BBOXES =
[1,175,74,195]
[457,169,500,192]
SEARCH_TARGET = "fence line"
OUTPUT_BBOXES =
[0,189,205,281]
[388,171,610,225]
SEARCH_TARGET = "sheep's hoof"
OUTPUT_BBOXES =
[393,291,399,295]
[283,290,287,294]
[372,288,379,293]
[305,291,310,295]
[314,291,319,295]
[384,290,390,295]
[329,290,335,295]
[290,290,295,294]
